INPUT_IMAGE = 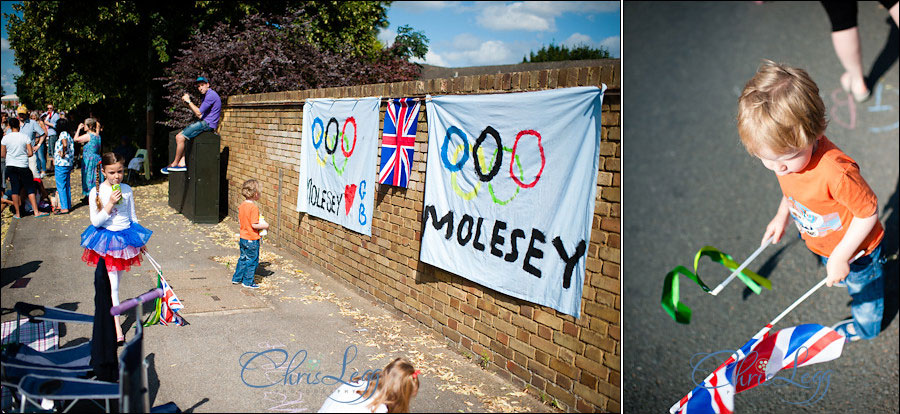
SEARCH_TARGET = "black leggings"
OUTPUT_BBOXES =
[822,0,899,32]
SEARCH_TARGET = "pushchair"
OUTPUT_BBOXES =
[7,289,180,413]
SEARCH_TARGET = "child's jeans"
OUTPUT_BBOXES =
[232,238,260,286]
[818,243,884,340]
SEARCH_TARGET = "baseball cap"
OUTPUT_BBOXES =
[195,76,209,84]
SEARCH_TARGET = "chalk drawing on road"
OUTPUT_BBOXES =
[829,81,898,133]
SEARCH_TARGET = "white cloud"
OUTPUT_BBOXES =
[452,33,481,50]
[394,1,462,13]
[477,3,554,31]
[413,50,449,67]
[378,27,397,47]
[1,38,9,51]
[564,33,593,47]
[598,35,619,58]
[2,73,15,92]
[475,1,619,32]
[442,40,516,66]
[559,33,619,58]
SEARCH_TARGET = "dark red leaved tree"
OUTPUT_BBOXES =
[158,12,420,128]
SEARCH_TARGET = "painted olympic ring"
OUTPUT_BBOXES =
[311,117,324,149]
[324,118,339,155]
[441,126,469,172]
[450,143,479,200]
[473,126,502,182]
[509,129,545,188]
[341,117,357,158]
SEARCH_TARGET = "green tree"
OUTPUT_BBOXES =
[5,1,394,170]
[297,1,391,59]
[522,42,610,63]
[391,25,429,60]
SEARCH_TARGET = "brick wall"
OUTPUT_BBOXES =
[218,63,620,412]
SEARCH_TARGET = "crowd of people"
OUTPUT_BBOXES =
[0,105,143,219]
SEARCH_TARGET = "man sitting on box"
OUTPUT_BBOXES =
[162,76,221,174]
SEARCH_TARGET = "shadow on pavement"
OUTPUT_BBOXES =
[184,397,210,413]
[741,238,801,300]
[866,17,900,90]
[1,260,43,289]
[880,174,899,329]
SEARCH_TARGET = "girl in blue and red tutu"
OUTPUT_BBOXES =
[81,152,152,344]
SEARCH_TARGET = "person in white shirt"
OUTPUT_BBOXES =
[1,117,41,218]
[80,152,153,344]
[318,358,420,413]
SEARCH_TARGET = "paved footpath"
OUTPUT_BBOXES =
[1,175,553,413]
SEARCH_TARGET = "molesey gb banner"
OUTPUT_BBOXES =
[296,97,381,236]
[420,86,605,317]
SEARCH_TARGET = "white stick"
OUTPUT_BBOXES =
[144,252,163,275]
[768,249,866,327]
[710,236,774,296]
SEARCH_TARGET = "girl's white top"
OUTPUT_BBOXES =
[89,182,138,231]
[317,381,388,413]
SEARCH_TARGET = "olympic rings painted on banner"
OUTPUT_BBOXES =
[324,118,339,155]
[441,126,469,172]
[311,117,325,149]
[332,133,350,175]
[509,129,544,188]
[450,143,480,200]
[473,126,502,182]
[341,117,357,158]
[488,147,525,206]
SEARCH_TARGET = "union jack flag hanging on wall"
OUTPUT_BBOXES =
[378,98,420,188]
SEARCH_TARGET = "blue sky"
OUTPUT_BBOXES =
[1,0,21,96]
[0,1,620,95]
[379,1,620,67]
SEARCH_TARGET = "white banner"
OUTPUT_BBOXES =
[420,86,605,317]
[296,97,381,235]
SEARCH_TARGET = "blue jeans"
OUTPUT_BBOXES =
[46,134,57,168]
[232,238,260,285]
[818,243,885,340]
[35,143,47,173]
[55,165,72,210]
[181,120,212,140]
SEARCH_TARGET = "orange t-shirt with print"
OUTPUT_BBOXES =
[239,201,261,241]
[776,136,883,258]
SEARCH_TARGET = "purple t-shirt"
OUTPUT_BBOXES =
[199,88,222,129]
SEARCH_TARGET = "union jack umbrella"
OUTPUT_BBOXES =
[378,98,420,188]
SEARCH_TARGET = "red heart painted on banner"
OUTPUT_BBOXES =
[344,184,357,215]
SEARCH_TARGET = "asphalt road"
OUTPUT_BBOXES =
[623,2,899,413]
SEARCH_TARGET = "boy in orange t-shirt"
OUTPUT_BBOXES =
[232,179,269,288]
[737,60,885,342]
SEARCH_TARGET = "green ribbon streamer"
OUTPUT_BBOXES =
[142,271,163,327]
[661,246,772,324]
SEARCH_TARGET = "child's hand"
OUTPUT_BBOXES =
[762,212,791,245]
[182,93,191,103]
[110,189,122,204]
[140,245,148,254]
[825,258,850,287]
